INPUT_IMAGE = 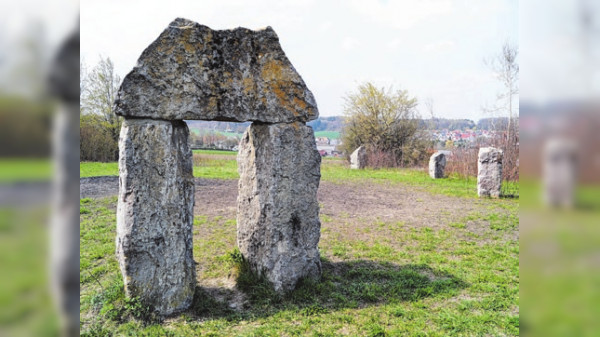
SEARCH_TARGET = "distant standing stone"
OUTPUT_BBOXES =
[428,152,447,179]
[350,146,367,169]
[477,147,503,198]
[543,139,577,208]
[116,119,196,315]
[237,122,322,293]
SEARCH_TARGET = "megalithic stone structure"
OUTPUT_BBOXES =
[477,147,503,198]
[114,17,321,315]
[428,151,447,179]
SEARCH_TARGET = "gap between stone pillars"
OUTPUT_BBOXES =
[116,118,324,315]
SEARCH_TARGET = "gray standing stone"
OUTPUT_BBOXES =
[477,147,503,198]
[350,146,366,169]
[50,103,80,337]
[237,122,322,293]
[116,119,195,315]
[114,18,318,123]
[48,20,80,337]
[428,152,446,179]
[543,138,578,208]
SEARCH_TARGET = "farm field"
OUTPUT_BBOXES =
[314,131,340,139]
[79,151,519,336]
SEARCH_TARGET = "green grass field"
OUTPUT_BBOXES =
[80,162,119,178]
[0,207,59,336]
[0,158,52,182]
[80,150,519,336]
[314,131,340,139]
[191,149,237,156]
[519,178,600,336]
[80,199,518,336]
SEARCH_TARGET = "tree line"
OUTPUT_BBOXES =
[338,41,518,184]
[80,57,121,162]
[309,116,515,133]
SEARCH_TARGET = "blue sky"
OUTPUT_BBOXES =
[80,0,518,120]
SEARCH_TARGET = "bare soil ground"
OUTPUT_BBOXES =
[80,176,514,241]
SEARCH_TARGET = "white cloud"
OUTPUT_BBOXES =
[423,40,456,53]
[79,0,517,120]
[319,21,333,32]
[342,37,361,50]
[349,0,454,30]
[387,38,403,49]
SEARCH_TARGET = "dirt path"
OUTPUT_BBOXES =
[80,176,506,234]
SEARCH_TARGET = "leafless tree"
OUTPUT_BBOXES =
[484,41,519,195]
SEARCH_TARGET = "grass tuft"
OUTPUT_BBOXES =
[228,249,281,306]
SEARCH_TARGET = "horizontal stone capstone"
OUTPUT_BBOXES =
[115,18,319,123]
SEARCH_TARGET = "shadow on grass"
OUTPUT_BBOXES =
[185,256,468,321]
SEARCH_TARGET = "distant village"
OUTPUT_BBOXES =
[428,129,500,148]
[186,116,515,157]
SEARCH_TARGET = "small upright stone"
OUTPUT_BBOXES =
[428,152,446,179]
[350,146,366,169]
[543,138,577,208]
[477,147,503,198]
[116,119,196,315]
[237,122,322,293]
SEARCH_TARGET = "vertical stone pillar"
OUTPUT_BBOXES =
[428,152,447,179]
[543,139,577,208]
[237,122,322,292]
[477,147,503,198]
[50,102,80,337]
[116,119,195,315]
[48,20,80,337]
[350,145,367,169]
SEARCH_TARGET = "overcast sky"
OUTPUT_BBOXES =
[520,0,600,105]
[81,0,518,120]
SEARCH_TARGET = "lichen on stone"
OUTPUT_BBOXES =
[114,17,318,123]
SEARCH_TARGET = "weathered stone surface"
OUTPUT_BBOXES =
[477,147,503,198]
[116,119,195,315]
[543,138,578,208]
[48,20,80,337]
[428,152,446,179]
[115,18,318,123]
[237,122,322,292]
[350,146,366,169]
[50,103,80,337]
